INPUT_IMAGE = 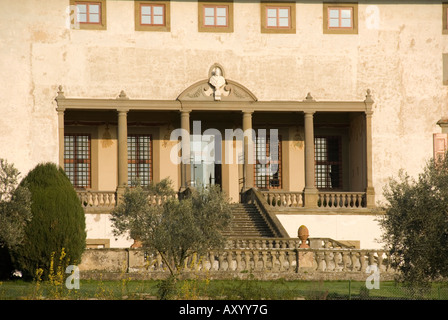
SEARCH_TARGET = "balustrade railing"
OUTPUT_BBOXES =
[77,191,116,207]
[77,190,178,208]
[259,190,367,209]
[260,191,304,208]
[138,248,393,275]
[318,192,366,208]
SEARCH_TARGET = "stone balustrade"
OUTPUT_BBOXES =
[77,190,116,207]
[76,190,178,208]
[79,244,395,280]
[318,192,366,208]
[225,237,353,249]
[260,191,304,208]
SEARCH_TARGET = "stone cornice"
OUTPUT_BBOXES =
[55,86,374,114]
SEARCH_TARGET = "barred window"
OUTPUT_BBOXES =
[315,136,342,189]
[254,135,282,189]
[64,134,91,188]
[128,134,152,186]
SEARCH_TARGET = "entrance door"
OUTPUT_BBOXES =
[191,134,222,187]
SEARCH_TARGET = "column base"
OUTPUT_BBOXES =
[303,187,319,208]
[365,186,375,208]
[116,185,127,204]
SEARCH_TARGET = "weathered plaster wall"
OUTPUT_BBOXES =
[1,0,447,248]
[276,213,383,249]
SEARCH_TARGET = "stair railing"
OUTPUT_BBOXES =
[241,188,289,238]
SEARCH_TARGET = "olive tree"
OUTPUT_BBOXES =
[110,179,232,279]
[0,159,32,250]
[379,156,448,288]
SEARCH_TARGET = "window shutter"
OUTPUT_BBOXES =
[433,133,448,161]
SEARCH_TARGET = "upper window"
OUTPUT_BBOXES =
[198,1,233,33]
[64,134,91,189]
[204,6,228,27]
[260,2,296,34]
[443,3,448,34]
[266,7,290,28]
[76,2,101,24]
[70,0,106,30]
[328,7,352,29]
[135,1,171,32]
[323,2,358,34]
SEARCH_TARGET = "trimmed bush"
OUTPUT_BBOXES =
[10,163,86,279]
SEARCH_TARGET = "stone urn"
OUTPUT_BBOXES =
[298,225,310,248]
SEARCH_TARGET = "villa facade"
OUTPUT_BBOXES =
[1,0,448,249]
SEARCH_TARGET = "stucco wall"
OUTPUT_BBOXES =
[1,1,445,190]
[277,213,383,249]
[1,0,446,248]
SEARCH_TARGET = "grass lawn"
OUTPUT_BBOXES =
[1,278,448,300]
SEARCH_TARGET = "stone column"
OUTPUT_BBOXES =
[180,110,191,190]
[303,111,318,208]
[117,109,129,196]
[242,111,254,190]
[57,107,65,169]
[365,111,375,208]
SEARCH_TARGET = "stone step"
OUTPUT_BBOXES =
[224,203,276,238]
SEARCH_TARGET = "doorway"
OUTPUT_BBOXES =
[190,134,222,188]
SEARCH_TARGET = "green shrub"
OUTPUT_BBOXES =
[10,163,86,279]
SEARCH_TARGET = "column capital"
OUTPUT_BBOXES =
[242,109,254,115]
[304,110,316,116]
[56,107,66,113]
[117,108,129,114]
[180,109,191,114]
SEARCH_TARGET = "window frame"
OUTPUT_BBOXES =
[314,136,343,190]
[254,135,282,190]
[260,2,296,34]
[443,3,448,34]
[203,5,229,28]
[70,0,107,30]
[327,7,353,29]
[198,1,234,33]
[323,2,358,34]
[64,133,92,189]
[127,134,153,187]
[135,1,171,32]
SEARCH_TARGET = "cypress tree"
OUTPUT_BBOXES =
[10,163,86,279]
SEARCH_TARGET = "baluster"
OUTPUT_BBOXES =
[377,251,384,272]
[316,251,325,271]
[253,250,260,271]
[333,251,341,271]
[360,251,367,272]
[368,251,376,268]
[279,251,286,271]
[260,251,267,271]
[342,251,350,271]
[286,251,293,271]
[351,251,360,271]
[272,251,278,271]
[324,251,332,271]
[235,251,242,271]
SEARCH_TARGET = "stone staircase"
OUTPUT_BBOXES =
[223,203,276,238]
